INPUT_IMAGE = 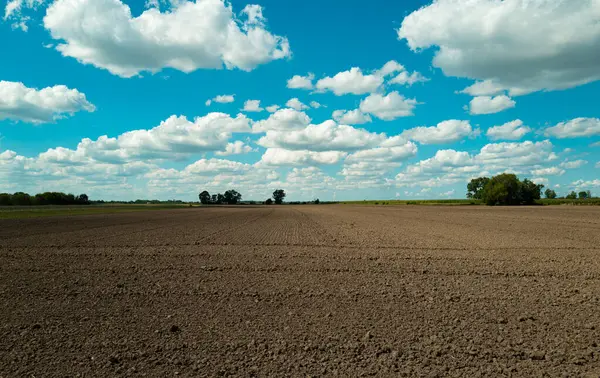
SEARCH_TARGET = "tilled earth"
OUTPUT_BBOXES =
[1,205,600,377]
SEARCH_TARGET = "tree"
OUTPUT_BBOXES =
[272,189,286,204]
[544,189,557,199]
[467,177,490,199]
[579,191,589,199]
[566,191,577,199]
[76,194,90,204]
[11,192,31,206]
[199,190,211,204]
[265,198,273,205]
[216,193,225,204]
[314,198,320,204]
[223,189,242,204]
[0,193,11,206]
[211,194,218,203]
[477,173,543,206]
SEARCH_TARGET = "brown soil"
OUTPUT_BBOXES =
[1,205,600,377]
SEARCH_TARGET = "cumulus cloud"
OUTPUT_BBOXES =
[398,0,600,95]
[0,80,95,124]
[560,160,588,169]
[316,67,383,95]
[242,99,263,112]
[206,94,235,106]
[544,118,600,138]
[332,109,372,125]
[252,108,311,133]
[309,101,322,109]
[287,73,314,89]
[486,119,531,141]
[265,105,280,113]
[400,120,473,145]
[389,71,428,86]
[285,98,309,111]
[530,167,565,176]
[468,95,515,115]
[346,141,418,163]
[259,148,346,166]
[257,120,385,152]
[359,91,417,120]
[31,0,291,77]
[215,141,255,156]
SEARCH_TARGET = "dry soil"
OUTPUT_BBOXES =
[1,205,600,377]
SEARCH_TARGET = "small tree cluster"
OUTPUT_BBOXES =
[198,190,242,205]
[467,174,544,205]
[0,192,90,206]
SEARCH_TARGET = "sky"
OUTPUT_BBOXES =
[0,0,599,202]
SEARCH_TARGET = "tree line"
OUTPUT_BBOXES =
[467,173,594,205]
[0,192,90,206]
[198,189,288,205]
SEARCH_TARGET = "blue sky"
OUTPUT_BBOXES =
[0,0,599,201]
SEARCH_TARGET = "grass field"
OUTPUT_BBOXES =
[0,203,192,219]
[340,199,482,205]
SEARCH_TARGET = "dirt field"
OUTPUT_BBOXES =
[1,205,600,377]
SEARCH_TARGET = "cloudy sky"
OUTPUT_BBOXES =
[1,0,599,201]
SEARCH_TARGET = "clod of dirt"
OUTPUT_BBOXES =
[109,356,120,365]
[31,323,41,330]
[170,325,180,333]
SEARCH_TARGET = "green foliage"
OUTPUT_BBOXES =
[314,199,320,204]
[265,198,273,205]
[578,191,592,199]
[566,191,577,199]
[199,190,211,204]
[544,188,557,199]
[223,189,242,204]
[0,191,89,206]
[467,177,490,199]
[475,173,544,205]
[272,189,286,204]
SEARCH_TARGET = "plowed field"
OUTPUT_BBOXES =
[1,205,600,377]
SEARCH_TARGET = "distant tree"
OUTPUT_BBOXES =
[272,189,286,204]
[579,191,589,199]
[0,193,11,206]
[566,191,578,200]
[587,190,592,199]
[11,192,31,206]
[216,193,225,204]
[76,194,90,205]
[544,189,557,199]
[314,198,320,204]
[211,194,218,203]
[467,177,490,199]
[199,190,211,204]
[265,198,273,205]
[223,189,242,204]
[477,173,543,206]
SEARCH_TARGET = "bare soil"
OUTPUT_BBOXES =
[1,205,600,377]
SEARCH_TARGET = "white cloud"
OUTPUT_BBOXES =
[3,0,44,30]
[460,80,506,97]
[530,167,565,176]
[486,119,531,141]
[215,141,255,156]
[259,148,346,166]
[252,108,311,133]
[591,141,600,147]
[571,179,600,189]
[477,140,557,168]
[285,98,309,111]
[205,94,235,106]
[0,80,95,124]
[359,91,417,120]
[242,99,263,112]
[309,101,322,109]
[596,161,600,168]
[400,120,473,145]
[389,71,428,86]
[346,141,418,163]
[560,160,588,169]
[265,105,280,113]
[36,0,290,77]
[377,60,405,77]
[468,95,515,115]
[287,73,314,89]
[49,113,251,164]
[544,118,600,138]
[332,109,372,125]
[316,67,383,95]
[257,120,385,152]
[398,0,600,95]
